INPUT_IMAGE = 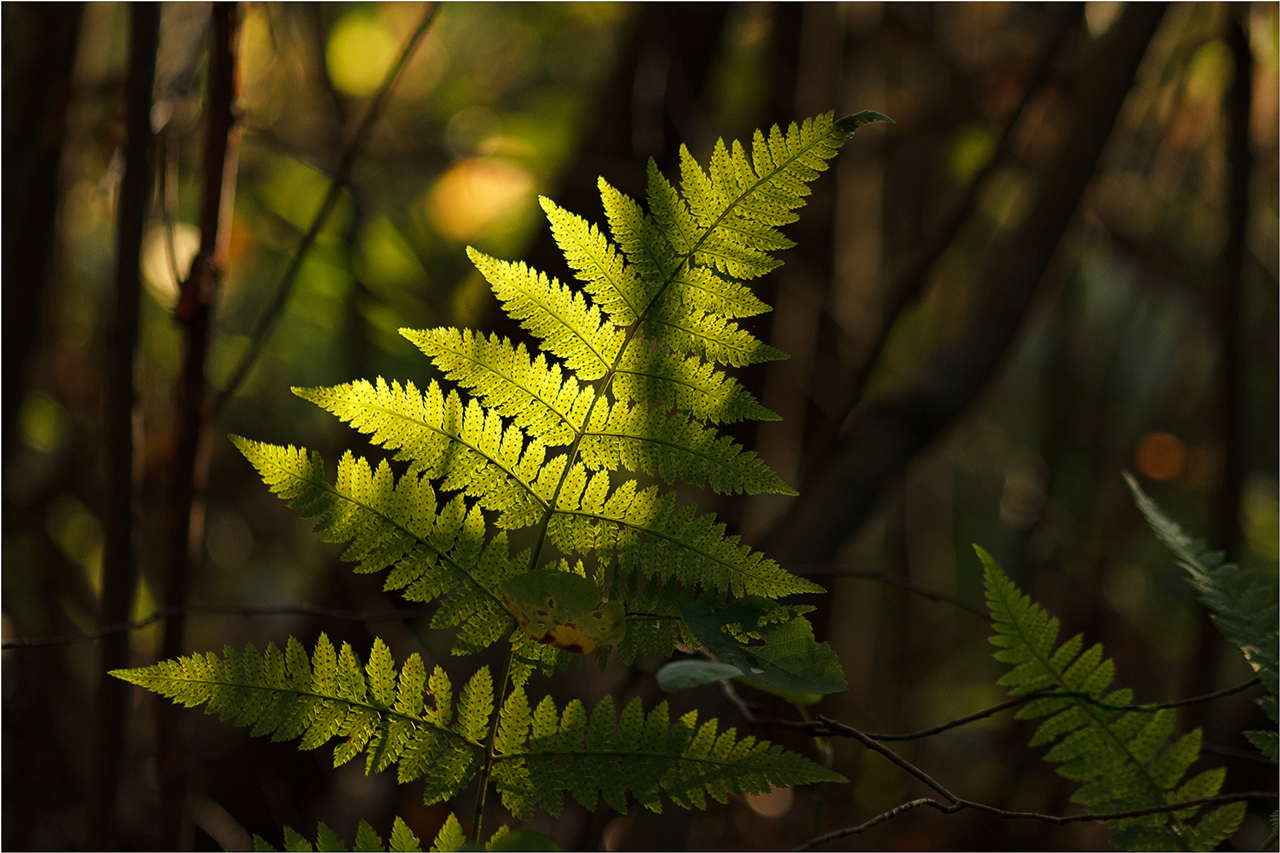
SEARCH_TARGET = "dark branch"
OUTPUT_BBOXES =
[765,3,1169,566]
[840,5,1082,410]
[213,3,440,416]
[794,717,1276,851]
[796,792,1279,850]
[787,564,991,621]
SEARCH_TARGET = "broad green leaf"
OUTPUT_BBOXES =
[655,660,744,693]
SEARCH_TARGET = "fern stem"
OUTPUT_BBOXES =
[529,121,847,575]
[471,644,516,844]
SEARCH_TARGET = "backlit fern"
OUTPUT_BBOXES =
[114,110,889,841]
[979,546,1246,851]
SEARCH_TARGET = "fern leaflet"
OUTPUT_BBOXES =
[978,546,1245,851]
[111,637,490,804]
[490,687,844,820]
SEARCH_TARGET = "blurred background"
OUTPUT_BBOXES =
[2,2,1277,850]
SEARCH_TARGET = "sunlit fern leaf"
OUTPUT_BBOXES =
[402,328,588,447]
[978,546,1246,851]
[219,111,887,829]
[112,638,490,805]
[468,249,622,381]
[294,381,550,529]
[490,689,843,822]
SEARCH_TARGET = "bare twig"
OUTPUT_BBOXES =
[765,3,1169,566]
[794,716,1276,851]
[840,5,1082,411]
[796,792,1279,850]
[2,602,438,650]
[788,563,991,620]
[741,679,1262,741]
[85,7,159,848]
[212,3,440,417]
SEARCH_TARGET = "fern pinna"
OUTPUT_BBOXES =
[978,546,1245,851]
[114,110,889,841]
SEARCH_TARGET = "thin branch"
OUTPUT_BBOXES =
[796,793,1279,851]
[794,717,1275,851]
[740,679,1263,742]
[212,3,440,417]
[765,3,1169,567]
[2,602,439,650]
[788,563,991,621]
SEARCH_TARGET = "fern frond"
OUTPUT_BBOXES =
[491,689,843,821]
[254,817,422,852]
[1125,474,1278,726]
[979,546,1246,851]
[578,401,793,495]
[611,345,777,424]
[112,638,492,804]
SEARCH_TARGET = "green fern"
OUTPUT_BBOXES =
[1124,474,1279,755]
[115,110,888,841]
[252,816,422,852]
[978,546,1245,851]
[111,636,841,817]
[490,687,841,819]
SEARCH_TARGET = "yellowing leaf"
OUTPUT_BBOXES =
[499,569,625,656]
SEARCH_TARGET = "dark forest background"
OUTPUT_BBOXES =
[3,2,1277,850]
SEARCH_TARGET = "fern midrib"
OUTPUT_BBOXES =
[995,590,1192,841]
[530,124,837,572]
[131,670,482,749]
[492,747,766,771]
[357,396,552,514]
[555,507,776,586]
[432,339,582,443]
[249,448,510,614]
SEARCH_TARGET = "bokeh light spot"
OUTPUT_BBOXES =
[745,786,793,818]
[1135,432,1186,481]
[142,222,201,309]
[425,158,535,243]
[326,13,398,98]
[19,392,72,455]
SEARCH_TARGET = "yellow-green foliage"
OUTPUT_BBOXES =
[114,111,889,833]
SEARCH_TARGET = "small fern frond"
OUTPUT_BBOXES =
[491,689,843,821]
[979,546,1245,851]
[611,345,778,424]
[1125,474,1278,728]
[112,638,493,805]
[253,816,422,852]
[577,401,793,495]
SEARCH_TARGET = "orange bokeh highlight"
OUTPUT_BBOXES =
[1136,432,1186,481]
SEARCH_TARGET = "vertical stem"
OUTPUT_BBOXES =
[157,4,242,848]
[86,5,159,849]
[1214,5,1251,562]
[472,646,516,845]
